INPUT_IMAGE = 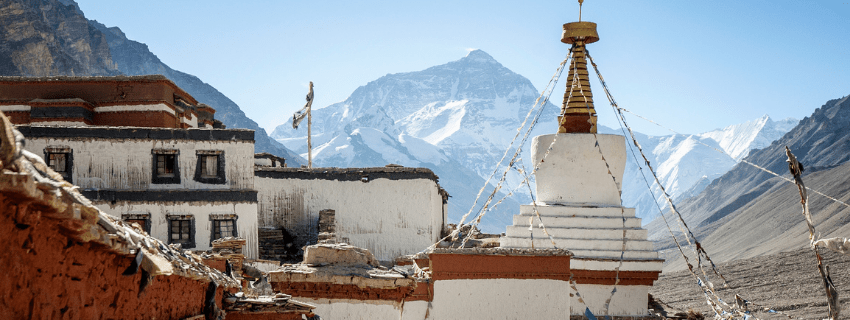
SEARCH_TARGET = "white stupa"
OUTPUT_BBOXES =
[499,13,663,317]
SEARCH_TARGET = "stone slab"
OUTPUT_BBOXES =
[512,215,642,229]
[519,205,636,218]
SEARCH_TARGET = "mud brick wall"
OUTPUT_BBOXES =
[0,193,224,319]
[317,209,335,243]
[259,228,300,262]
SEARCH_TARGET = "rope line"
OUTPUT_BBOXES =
[616,107,850,210]
[587,51,740,315]
[459,48,574,247]
[423,50,573,251]
[585,51,811,319]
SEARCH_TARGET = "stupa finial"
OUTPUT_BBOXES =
[558,0,599,134]
[578,0,583,21]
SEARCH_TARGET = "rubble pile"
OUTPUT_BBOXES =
[439,223,501,248]
[224,292,315,314]
[268,244,417,299]
[211,237,247,276]
[302,243,380,267]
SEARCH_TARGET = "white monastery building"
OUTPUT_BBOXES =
[1,76,260,258]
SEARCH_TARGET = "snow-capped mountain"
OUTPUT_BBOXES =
[698,115,799,161]
[615,115,798,224]
[615,130,740,224]
[272,50,554,232]
[271,50,796,232]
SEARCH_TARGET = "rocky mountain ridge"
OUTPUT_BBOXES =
[0,0,304,164]
[0,0,117,76]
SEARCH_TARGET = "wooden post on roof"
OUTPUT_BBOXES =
[307,82,313,168]
[292,82,314,168]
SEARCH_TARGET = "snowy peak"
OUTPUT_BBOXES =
[461,49,500,65]
[618,114,797,225]
[698,115,799,161]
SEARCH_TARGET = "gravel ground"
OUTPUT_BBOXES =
[650,247,850,319]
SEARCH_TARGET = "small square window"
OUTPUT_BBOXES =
[171,220,190,240]
[167,215,195,249]
[49,153,67,172]
[157,155,176,177]
[213,219,236,239]
[194,150,225,184]
[210,214,238,245]
[200,155,218,178]
[44,146,72,183]
[122,213,151,234]
[152,149,180,184]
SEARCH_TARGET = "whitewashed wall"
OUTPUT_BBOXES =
[24,137,254,190]
[571,284,649,316]
[431,279,570,319]
[294,298,428,320]
[94,202,259,258]
[296,279,570,319]
[255,176,445,262]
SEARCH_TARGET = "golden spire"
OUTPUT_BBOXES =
[558,0,599,134]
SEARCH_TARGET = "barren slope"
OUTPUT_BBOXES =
[656,160,850,272]
[651,247,850,319]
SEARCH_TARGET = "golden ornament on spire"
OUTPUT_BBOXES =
[558,2,599,134]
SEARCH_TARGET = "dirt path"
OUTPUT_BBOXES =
[650,247,850,319]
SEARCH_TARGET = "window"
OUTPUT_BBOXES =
[122,213,151,234]
[152,149,180,184]
[44,146,72,183]
[210,213,238,245]
[200,155,218,177]
[167,214,195,249]
[214,220,235,238]
[194,150,225,184]
[157,155,176,176]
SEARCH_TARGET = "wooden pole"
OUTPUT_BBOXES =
[308,82,313,168]
[786,146,839,320]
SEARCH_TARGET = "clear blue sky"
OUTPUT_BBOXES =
[75,0,849,136]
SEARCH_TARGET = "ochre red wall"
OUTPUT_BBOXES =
[93,110,178,128]
[0,78,195,105]
[0,78,202,128]
[0,193,223,319]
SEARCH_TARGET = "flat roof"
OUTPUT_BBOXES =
[255,166,440,183]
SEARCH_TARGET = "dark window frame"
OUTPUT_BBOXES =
[44,146,73,183]
[209,213,238,246]
[122,213,151,234]
[194,150,226,184]
[167,214,195,249]
[152,149,180,184]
